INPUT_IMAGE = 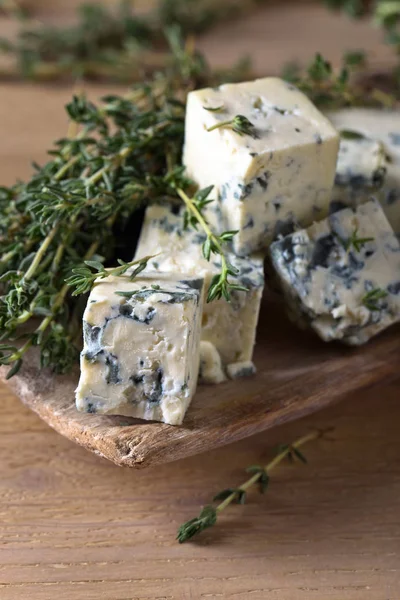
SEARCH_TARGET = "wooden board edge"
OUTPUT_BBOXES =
[1,355,398,469]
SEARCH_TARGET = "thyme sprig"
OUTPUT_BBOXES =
[206,114,258,138]
[339,228,375,253]
[176,187,248,302]
[283,51,397,109]
[362,288,389,311]
[66,255,154,297]
[177,429,326,543]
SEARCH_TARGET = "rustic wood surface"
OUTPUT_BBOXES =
[0,2,399,598]
[1,301,399,468]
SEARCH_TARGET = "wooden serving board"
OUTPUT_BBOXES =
[1,297,399,468]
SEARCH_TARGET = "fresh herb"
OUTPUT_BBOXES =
[340,129,366,140]
[159,0,276,34]
[342,228,374,253]
[203,104,225,112]
[66,256,154,297]
[177,429,327,543]
[0,1,154,81]
[362,288,389,311]
[0,0,258,83]
[0,0,27,19]
[115,288,193,303]
[324,0,400,83]
[206,114,258,138]
[176,187,248,302]
[0,29,213,379]
[283,51,398,110]
[343,50,367,68]
[322,0,366,18]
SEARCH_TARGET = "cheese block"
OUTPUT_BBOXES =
[335,136,387,189]
[184,77,339,256]
[270,199,400,345]
[134,204,264,375]
[75,272,204,425]
[328,109,400,237]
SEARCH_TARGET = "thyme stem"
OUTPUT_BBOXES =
[215,430,319,514]
[206,114,257,138]
[176,187,245,302]
[207,118,236,132]
[23,225,58,282]
[176,187,224,255]
[177,429,327,543]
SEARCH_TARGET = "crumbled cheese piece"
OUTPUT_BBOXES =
[226,361,256,379]
[199,341,226,384]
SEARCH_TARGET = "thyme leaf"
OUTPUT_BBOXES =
[362,288,389,311]
[206,114,258,138]
[340,129,366,140]
[203,104,225,112]
[176,505,217,544]
[344,228,375,253]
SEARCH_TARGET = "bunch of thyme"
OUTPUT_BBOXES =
[0,1,159,82]
[177,429,329,543]
[0,0,257,82]
[283,51,397,109]
[0,29,237,378]
[159,0,275,35]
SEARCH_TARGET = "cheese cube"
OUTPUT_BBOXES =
[335,136,387,189]
[329,109,400,238]
[270,199,400,345]
[134,205,264,375]
[76,272,204,425]
[184,77,339,256]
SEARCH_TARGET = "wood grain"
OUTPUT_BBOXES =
[1,299,400,468]
[0,2,400,598]
[1,378,399,599]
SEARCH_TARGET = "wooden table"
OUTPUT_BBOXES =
[0,3,399,598]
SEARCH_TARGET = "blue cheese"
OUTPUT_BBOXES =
[270,199,400,345]
[328,109,400,237]
[75,272,204,425]
[134,205,264,376]
[335,136,387,189]
[226,361,256,379]
[184,77,339,256]
[199,341,226,384]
